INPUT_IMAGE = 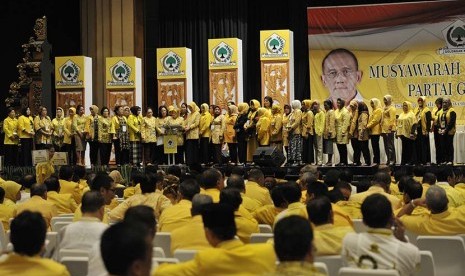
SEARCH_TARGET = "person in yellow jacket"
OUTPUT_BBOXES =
[263,95,273,118]
[155,106,169,165]
[301,99,315,164]
[432,98,443,164]
[141,107,157,165]
[282,104,292,157]
[34,106,53,150]
[85,105,100,167]
[199,103,213,165]
[110,105,130,166]
[312,100,325,166]
[256,107,271,147]
[223,104,238,164]
[127,106,143,166]
[0,186,16,231]
[51,107,66,152]
[357,102,372,165]
[3,107,19,166]
[323,99,335,166]
[397,101,417,165]
[367,98,382,165]
[63,107,77,165]
[44,175,78,215]
[348,100,360,165]
[98,107,112,167]
[382,95,397,165]
[73,105,87,166]
[334,98,351,166]
[16,184,58,228]
[286,100,303,166]
[437,97,456,165]
[17,107,35,166]
[245,99,261,163]
[414,97,432,165]
[270,103,283,154]
[0,180,21,207]
[184,102,200,166]
[210,105,225,165]
[166,106,185,164]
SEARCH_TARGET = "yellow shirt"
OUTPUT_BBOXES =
[200,188,221,203]
[252,204,284,226]
[263,261,325,276]
[62,116,74,144]
[0,203,16,231]
[73,200,118,224]
[257,115,271,145]
[17,115,34,139]
[170,215,212,255]
[46,191,78,215]
[367,107,382,135]
[35,161,55,185]
[235,207,259,243]
[158,199,192,232]
[34,116,53,145]
[127,114,142,142]
[313,224,354,256]
[332,203,354,228]
[199,112,213,138]
[16,196,58,228]
[381,105,397,133]
[97,116,112,143]
[210,114,225,144]
[59,179,82,204]
[335,201,363,219]
[274,202,308,226]
[437,182,465,208]
[400,206,465,235]
[349,186,402,210]
[241,193,261,213]
[154,239,276,276]
[3,117,19,145]
[184,105,200,140]
[84,114,100,140]
[0,253,70,276]
[141,116,157,143]
[108,192,172,221]
[245,181,273,206]
[389,182,403,200]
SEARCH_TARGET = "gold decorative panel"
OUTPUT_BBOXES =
[56,90,84,111]
[209,70,237,111]
[261,62,289,105]
[157,80,186,108]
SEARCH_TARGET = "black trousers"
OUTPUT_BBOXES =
[415,134,431,164]
[65,140,77,165]
[360,140,371,165]
[401,136,415,165]
[434,129,442,163]
[336,143,348,164]
[175,145,184,164]
[143,142,157,164]
[351,138,361,164]
[113,139,129,165]
[99,143,112,166]
[228,143,238,164]
[89,140,99,165]
[370,135,380,164]
[237,139,247,164]
[303,136,315,164]
[20,138,33,166]
[439,134,454,163]
[200,137,210,164]
[156,145,167,165]
[213,143,222,165]
[4,144,18,166]
[185,139,199,166]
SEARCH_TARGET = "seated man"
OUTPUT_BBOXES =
[154,203,276,275]
[265,215,325,276]
[349,172,401,210]
[58,165,81,204]
[170,194,213,255]
[59,191,108,251]
[0,186,16,231]
[252,185,287,226]
[45,176,78,215]
[245,169,273,206]
[307,196,354,256]
[227,174,261,213]
[398,185,465,235]
[199,168,224,202]
[342,194,420,275]
[16,183,57,228]
[0,211,70,275]
[395,178,428,216]
[273,182,307,226]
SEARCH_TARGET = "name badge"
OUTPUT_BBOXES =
[211,125,215,131]
[122,125,127,132]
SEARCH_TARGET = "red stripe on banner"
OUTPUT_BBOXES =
[308,1,465,34]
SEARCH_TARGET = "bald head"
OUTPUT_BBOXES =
[426,186,448,214]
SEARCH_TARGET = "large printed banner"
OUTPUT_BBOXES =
[307,0,465,122]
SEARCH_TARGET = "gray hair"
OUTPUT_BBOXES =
[191,194,213,216]
[291,100,301,110]
[425,185,448,214]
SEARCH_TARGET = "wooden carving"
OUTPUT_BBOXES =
[262,62,289,105]
[107,91,134,113]
[209,70,237,111]
[56,91,84,111]
[158,80,185,108]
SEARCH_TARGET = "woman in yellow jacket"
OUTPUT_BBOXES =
[224,104,238,164]
[85,105,100,166]
[156,105,169,165]
[334,98,351,166]
[348,100,359,165]
[166,106,185,164]
[270,103,283,153]
[323,99,336,166]
[357,102,371,166]
[110,105,130,166]
[199,103,213,165]
[211,105,225,165]
[286,100,303,166]
[414,96,432,165]
[51,107,65,152]
[312,100,325,166]
[98,107,112,167]
[127,106,143,166]
[397,101,417,165]
[301,100,314,164]
[63,107,76,165]
[34,106,52,150]
[73,105,88,166]
[281,104,291,158]
[382,95,397,165]
[17,107,35,166]
[3,108,19,166]
[141,107,157,165]
[367,98,382,165]
[256,107,271,147]
[184,102,201,166]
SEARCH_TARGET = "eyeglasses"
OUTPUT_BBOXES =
[325,68,354,79]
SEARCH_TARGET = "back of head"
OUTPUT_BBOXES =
[226,175,245,192]
[300,164,318,177]
[145,164,159,174]
[299,172,317,188]
[179,179,200,201]
[74,165,87,179]
[59,165,74,180]
[404,180,423,201]
[281,182,302,204]
[247,168,265,183]
[307,196,332,225]
[101,222,152,276]
[11,211,47,256]
[0,187,4,202]
[362,194,392,229]
[436,167,453,183]
[131,170,146,186]
[398,175,413,193]
[274,215,313,262]
[44,176,60,192]
[140,173,155,194]
[201,203,236,241]
[191,194,213,216]
[91,172,113,191]
[201,168,222,189]
[219,187,243,211]
[167,165,182,178]
[324,169,341,187]
[124,205,157,237]
[231,166,245,177]
[271,185,286,208]
[30,183,47,198]
[372,172,391,190]
[81,191,105,214]
[425,185,448,214]
[307,179,329,199]
[20,174,36,190]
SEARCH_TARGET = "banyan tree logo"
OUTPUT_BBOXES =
[57,60,83,86]
[159,51,183,76]
[262,33,287,58]
[108,60,133,86]
[438,19,465,55]
[211,42,235,67]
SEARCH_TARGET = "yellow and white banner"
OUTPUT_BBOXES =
[55,56,89,89]
[157,48,190,79]
[208,38,240,69]
[260,30,292,61]
[105,57,138,88]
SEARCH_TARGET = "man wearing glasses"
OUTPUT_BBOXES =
[321,48,363,109]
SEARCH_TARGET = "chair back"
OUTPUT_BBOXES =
[315,255,343,276]
[173,249,198,262]
[60,256,89,276]
[258,224,272,233]
[154,232,172,257]
[249,233,273,243]
[338,267,400,276]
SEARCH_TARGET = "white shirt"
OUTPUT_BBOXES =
[59,217,108,251]
[341,228,420,276]
[87,242,108,276]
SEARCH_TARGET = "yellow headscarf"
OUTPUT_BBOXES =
[0,181,22,203]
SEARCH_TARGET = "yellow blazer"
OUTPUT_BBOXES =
[63,117,74,144]
[323,110,335,139]
[223,113,237,144]
[59,179,82,204]
[127,114,142,142]
[141,116,157,143]
[211,114,224,144]
[314,111,325,136]
[270,113,283,142]
[0,203,16,231]
[184,103,201,140]
[17,115,34,139]
[47,191,78,215]
[252,204,284,226]
[282,114,290,146]
[367,107,382,135]
[34,116,52,144]
[0,254,70,276]
[166,116,185,146]
[199,112,213,138]
[335,107,351,144]
[170,215,212,255]
[257,111,271,146]
[16,195,58,228]
[84,115,100,140]
[382,105,397,133]
[98,117,112,143]
[357,112,370,141]
[287,109,302,135]
[72,115,87,135]
[158,199,192,232]
[3,117,19,145]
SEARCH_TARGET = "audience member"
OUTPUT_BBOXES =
[44,176,78,214]
[435,166,465,207]
[227,174,260,213]
[245,169,273,206]
[58,165,81,204]
[16,183,57,228]
[17,174,36,203]
[0,186,16,231]
[274,182,306,225]
[0,180,22,207]
[252,185,287,226]
[199,168,224,202]
[349,172,401,209]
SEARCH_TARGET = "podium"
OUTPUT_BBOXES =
[163,124,183,165]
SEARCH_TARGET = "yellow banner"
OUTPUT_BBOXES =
[163,135,178,154]
[55,56,87,88]
[208,38,239,69]
[157,48,188,79]
[260,30,291,60]
[105,57,137,88]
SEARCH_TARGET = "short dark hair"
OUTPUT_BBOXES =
[404,179,423,200]
[422,172,437,185]
[20,174,36,189]
[0,187,5,202]
[362,194,392,228]
[10,211,47,256]
[271,185,286,208]
[398,175,413,193]
[124,205,157,236]
[201,203,236,240]
[167,165,182,178]
[74,165,87,179]
[130,106,140,115]
[436,167,453,182]
[179,179,200,201]
[100,106,109,115]
[322,48,359,71]
[372,172,391,190]
[226,175,245,192]
[307,196,332,225]
[201,168,222,189]
[91,173,114,191]
[307,180,329,199]
[30,183,47,197]
[219,187,243,211]
[231,167,245,177]
[191,194,213,216]
[81,191,105,213]
[44,176,60,192]
[281,182,302,204]
[59,165,74,180]
[324,169,340,187]
[274,216,313,261]
[247,168,265,182]
[101,222,151,275]
[140,173,155,193]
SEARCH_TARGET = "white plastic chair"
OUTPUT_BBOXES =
[153,247,166,258]
[258,224,273,233]
[51,216,73,227]
[58,213,75,217]
[58,248,89,261]
[416,235,465,276]
[52,221,72,232]
[154,232,172,257]
[352,219,368,233]
[414,250,435,276]
[338,267,400,276]
[315,255,343,276]
[153,257,180,264]
[43,232,59,259]
[173,249,198,262]
[249,233,273,243]
[404,230,418,246]
[314,261,329,275]
[0,223,6,251]
[60,256,89,276]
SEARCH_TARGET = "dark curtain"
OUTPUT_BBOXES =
[144,0,311,109]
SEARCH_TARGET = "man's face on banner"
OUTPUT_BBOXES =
[321,52,362,103]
